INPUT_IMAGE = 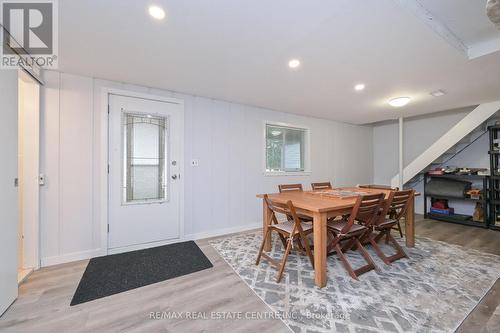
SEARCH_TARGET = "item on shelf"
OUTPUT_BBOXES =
[428,168,445,175]
[443,166,458,174]
[477,169,490,176]
[466,189,482,200]
[456,168,472,175]
[494,138,500,150]
[426,178,472,198]
[431,199,448,209]
[430,207,455,215]
[473,203,484,222]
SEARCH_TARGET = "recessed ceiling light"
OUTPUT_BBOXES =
[389,97,411,108]
[288,59,301,69]
[354,84,365,91]
[149,5,166,20]
[430,89,446,97]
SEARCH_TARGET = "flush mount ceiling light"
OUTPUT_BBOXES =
[149,5,166,20]
[430,89,447,97]
[354,83,365,91]
[288,59,301,69]
[388,97,411,108]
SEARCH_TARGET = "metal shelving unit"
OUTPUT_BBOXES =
[488,125,500,231]
[424,173,489,229]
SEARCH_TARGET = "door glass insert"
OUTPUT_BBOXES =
[122,113,168,203]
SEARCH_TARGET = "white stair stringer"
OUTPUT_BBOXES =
[391,101,500,188]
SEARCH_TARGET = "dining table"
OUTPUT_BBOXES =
[257,187,418,288]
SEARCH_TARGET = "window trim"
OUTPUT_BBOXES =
[263,121,311,176]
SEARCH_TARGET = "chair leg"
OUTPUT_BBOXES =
[369,233,391,265]
[301,234,314,269]
[385,233,408,263]
[276,239,293,283]
[354,238,379,274]
[335,244,359,280]
[256,229,272,265]
[397,220,403,238]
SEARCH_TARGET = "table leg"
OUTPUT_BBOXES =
[405,196,415,247]
[313,212,327,288]
[263,199,272,252]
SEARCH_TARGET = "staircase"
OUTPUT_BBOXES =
[391,101,500,188]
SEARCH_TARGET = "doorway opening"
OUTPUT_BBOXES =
[17,70,40,284]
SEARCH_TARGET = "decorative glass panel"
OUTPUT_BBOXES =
[122,113,167,203]
[266,124,306,172]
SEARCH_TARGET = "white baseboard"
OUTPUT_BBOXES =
[40,223,261,267]
[41,248,103,267]
[184,222,261,241]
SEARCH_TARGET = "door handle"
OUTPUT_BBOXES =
[171,174,178,180]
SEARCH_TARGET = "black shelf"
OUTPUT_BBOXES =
[424,194,483,202]
[489,126,500,231]
[427,213,488,228]
[427,174,488,179]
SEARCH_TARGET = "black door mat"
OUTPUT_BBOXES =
[70,241,213,306]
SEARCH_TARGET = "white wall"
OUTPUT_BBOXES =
[0,69,19,315]
[372,106,489,214]
[40,71,374,266]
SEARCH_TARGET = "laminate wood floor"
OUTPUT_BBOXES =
[0,241,291,333]
[0,216,498,333]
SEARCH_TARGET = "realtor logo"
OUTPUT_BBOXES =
[1,0,58,69]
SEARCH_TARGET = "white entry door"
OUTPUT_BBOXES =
[108,94,183,251]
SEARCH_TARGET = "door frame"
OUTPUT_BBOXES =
[99,88,185,255]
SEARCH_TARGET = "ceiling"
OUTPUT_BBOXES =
[57,0,500,124]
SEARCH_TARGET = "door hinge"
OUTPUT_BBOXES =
[107,104,110,114]
[107,164,110,173]
[107,224,110,233]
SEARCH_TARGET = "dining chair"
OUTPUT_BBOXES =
[326,193,384,280]
[368,189,414,265]
[278,184,313,224]
[256,194,314,283]
[358,184,403,237]
[311,182,333,191]
[278,183,304,193]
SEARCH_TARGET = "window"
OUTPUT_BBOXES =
[122,113,168,203]
[266,124,308,173]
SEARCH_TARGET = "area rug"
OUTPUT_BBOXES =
[71,241,213,305]
[210,232,500,333]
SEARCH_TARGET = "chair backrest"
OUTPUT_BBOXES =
[388,189,414,220]
[263,194,305,235]
[358,184,399,191]
[341,193,385,234]
[311,182,332,191]
[278,184,303,193]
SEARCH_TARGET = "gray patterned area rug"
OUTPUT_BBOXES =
[209,231,500,333]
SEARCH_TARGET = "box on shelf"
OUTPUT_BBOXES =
[430,207,455,215]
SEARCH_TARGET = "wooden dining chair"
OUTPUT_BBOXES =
[326,193,384,280]
[278,183,304,193]
[256,194,314,283]
[368,189,414,265]
[358,184,403,237]
[311,182,333,191]
[278,184,313,224]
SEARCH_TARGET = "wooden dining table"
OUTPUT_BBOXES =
[257,187,418,288]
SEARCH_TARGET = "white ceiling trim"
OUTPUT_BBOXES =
[393,0,469,57]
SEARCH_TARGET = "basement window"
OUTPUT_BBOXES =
[265,123,309,174]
